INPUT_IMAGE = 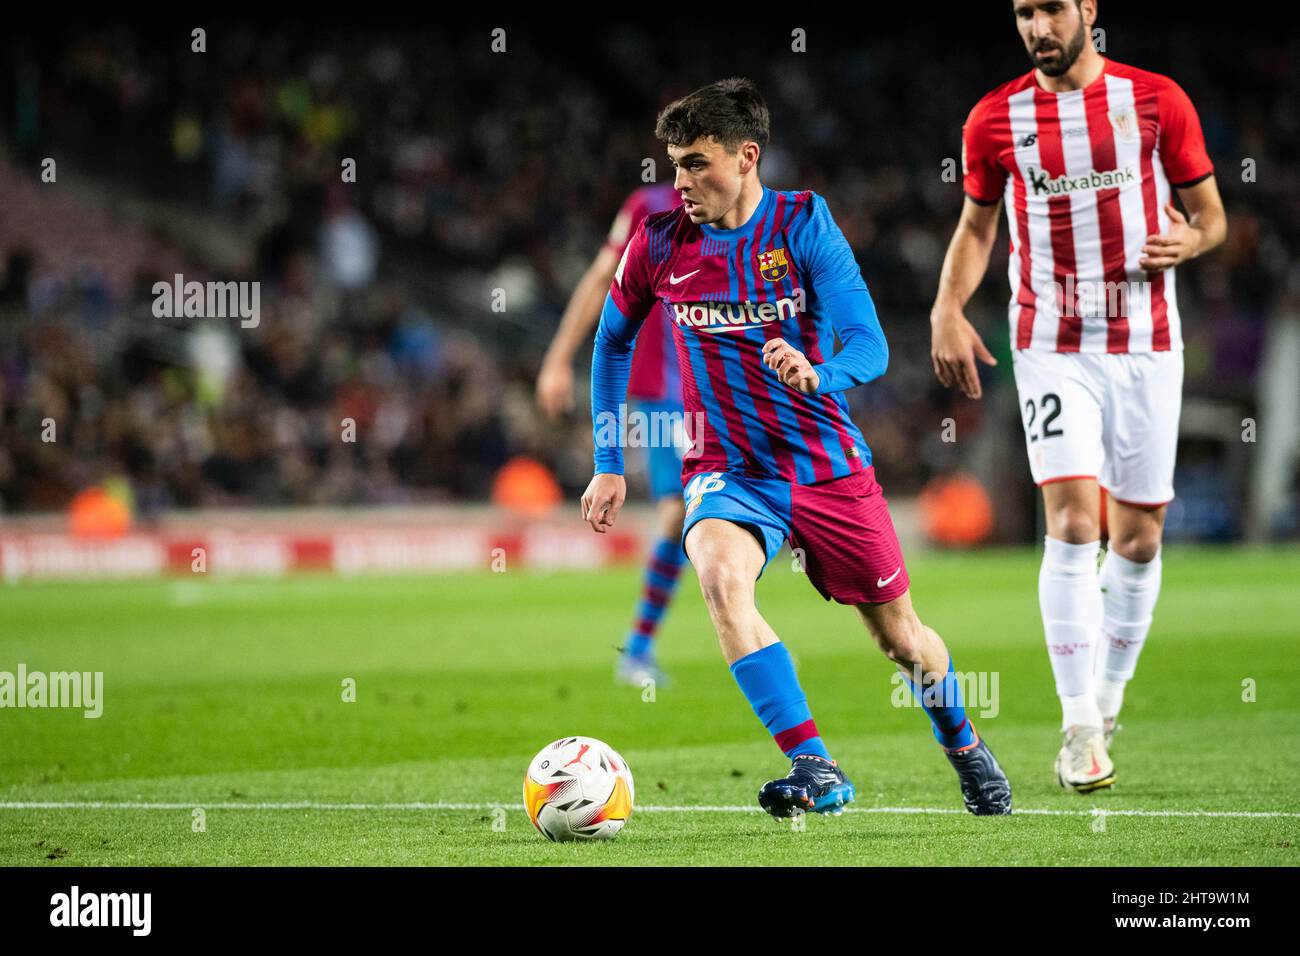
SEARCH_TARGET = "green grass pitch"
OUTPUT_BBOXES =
[1,546,1297,866]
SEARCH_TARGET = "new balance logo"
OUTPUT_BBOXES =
[1016,132,1038,148]
[1026,165,1138,196]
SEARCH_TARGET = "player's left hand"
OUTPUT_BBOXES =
[762,338,820,394]
[1139,202,1201,272]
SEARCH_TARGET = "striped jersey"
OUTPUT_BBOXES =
[602,183,682,402]
[962,58,1214,353]
[596,186,888,486]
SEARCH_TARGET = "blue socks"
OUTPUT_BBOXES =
[904,658,977,751]
[728,644,973,760]
[625,536,687,659]
[730,643,832,760]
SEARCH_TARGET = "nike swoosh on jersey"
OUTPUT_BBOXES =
[669,269,701,284]
[877,566,902,588]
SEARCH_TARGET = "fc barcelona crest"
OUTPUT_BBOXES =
[757,247,789,282]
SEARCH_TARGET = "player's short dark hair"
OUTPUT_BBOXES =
[654,78,770,154]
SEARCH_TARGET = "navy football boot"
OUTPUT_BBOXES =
[944,729,1013,815]
[758,754,856,817]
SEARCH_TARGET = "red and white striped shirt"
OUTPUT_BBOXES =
[963,58,1214,353]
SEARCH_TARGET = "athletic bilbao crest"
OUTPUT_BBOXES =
[1109,107,1139,141]
[757,247,789,282]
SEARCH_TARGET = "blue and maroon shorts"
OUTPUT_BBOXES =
[680,467,910,605]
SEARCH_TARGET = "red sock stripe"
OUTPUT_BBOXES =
[943,720,981,754]
[642,584,669,606]
[773,718,820,753]
[649,557,683,580]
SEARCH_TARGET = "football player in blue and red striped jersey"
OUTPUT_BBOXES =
[582,78,1012,817]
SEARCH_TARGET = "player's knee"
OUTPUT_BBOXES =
[695,561,752,612]
[1110,529,1160,564]
[1049,505,1100,544]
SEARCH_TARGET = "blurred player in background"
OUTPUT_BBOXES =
[930,0,1225,791]
[537,181,684,687]
[583,78,1012,817]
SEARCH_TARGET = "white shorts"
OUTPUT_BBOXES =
[1011,349,1183,506]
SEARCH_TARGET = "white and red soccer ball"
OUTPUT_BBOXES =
[523,736,635,841]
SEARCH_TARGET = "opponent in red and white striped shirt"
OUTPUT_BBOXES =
[963,49,1213,354]
[929,0,1226,793]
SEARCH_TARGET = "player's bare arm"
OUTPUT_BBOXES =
[930,196,1002,400]
[761,337,820,394]
[1139,176,1227,272]
[536,245,623,419]
[581,472,627,534]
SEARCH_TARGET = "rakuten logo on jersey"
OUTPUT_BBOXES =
[672,295,802,334]
[1026,165,1137,197]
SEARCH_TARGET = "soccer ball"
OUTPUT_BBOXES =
[523,736,635,841]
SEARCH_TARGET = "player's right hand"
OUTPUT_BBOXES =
[930,309,997,400]
[581,473,626,534]
[535,359,574,419]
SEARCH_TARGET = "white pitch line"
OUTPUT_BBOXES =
[0,801,1297,818]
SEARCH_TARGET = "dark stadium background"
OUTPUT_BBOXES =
[1,15,1295,552]
[0,12,1298,879]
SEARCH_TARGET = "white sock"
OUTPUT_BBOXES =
[1061,693,1101,731]
[1039,536,1103,730]
[1095,680,1125,724]
[1095,548,1162,720]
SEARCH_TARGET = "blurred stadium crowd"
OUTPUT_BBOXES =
[1,21,1296,537]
